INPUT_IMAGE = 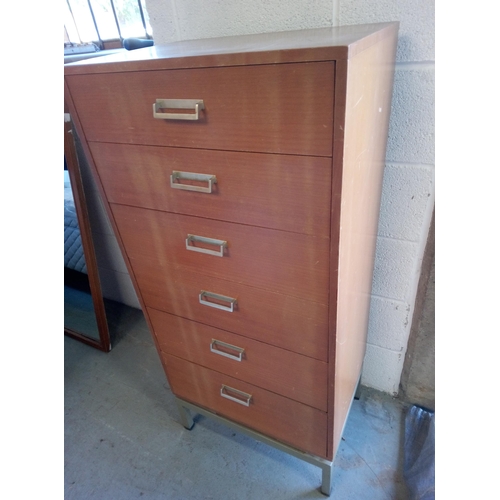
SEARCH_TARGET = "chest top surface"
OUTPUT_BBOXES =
[64,22,399,75]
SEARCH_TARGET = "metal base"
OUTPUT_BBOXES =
[175,398,334,496]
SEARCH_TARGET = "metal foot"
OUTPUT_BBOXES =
[321,462,333,496]
[176,400,194,430]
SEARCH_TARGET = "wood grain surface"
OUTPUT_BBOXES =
[89,142,333,236]
[164,353,328,458]
[150,309,328,410]
[135,266,329,361]
[67,62,334,156]
[327,24,399,460]
[111,204,330,304]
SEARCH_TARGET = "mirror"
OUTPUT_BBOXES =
[64,115,111,351]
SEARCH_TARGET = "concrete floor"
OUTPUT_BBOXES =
[65,308,411,499]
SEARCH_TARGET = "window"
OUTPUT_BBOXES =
[64,0,152,51]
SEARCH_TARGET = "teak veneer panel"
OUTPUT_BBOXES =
[135,267,329,361]
[89,143,332,236]
[150,309,328,411]
[67,62,334,157]
[111,204,330,304]
[164,353,328,458]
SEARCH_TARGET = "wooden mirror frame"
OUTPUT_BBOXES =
[64,113,111,352]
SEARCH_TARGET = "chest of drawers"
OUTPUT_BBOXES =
[64,21,398,495]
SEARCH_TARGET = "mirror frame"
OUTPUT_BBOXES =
[64,113,111,352]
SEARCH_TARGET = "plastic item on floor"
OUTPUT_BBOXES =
[404,405,435,500]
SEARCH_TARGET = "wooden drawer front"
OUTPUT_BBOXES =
[90,143,332,237]
[135,266,328,361]
[112,204,330,304]
[150,308,328,410]
[164,353,328,458]
[66,62,334,157]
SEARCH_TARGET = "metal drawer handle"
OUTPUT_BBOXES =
[210,339,244,361]
[170,171,217,193]
[153,99,204,120]
[220,385,252,407]
[186,234,227,257]
[199,291,237,312]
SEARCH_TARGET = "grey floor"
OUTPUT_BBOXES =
[65,307,411,499]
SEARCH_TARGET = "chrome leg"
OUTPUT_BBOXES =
[321,462,333,496]
[174,397,334,495]
[176,399,194,430]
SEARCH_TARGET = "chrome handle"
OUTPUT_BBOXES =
[170,171,217,193]
[220,385,252,407]
[153,99,204,120]
[186,234,227,257]
[210,339,244,361]
[199,291,237,312]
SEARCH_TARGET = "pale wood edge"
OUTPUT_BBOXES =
[326,58,347,461]
[347,21,400,59]
[326,27,399,461]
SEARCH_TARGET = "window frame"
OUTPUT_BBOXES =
[64,0,152,51]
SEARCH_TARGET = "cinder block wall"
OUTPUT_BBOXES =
[142,0,435,395]
[339,1,435,394]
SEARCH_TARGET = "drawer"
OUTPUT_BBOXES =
[150,308,328,410]
[66,62,334,156]
[90,142,332,237]
[112,204,330,304]
[164,353,328,458]
[136,267,328,361]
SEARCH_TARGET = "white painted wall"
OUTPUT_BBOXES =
[138,0,435,394]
